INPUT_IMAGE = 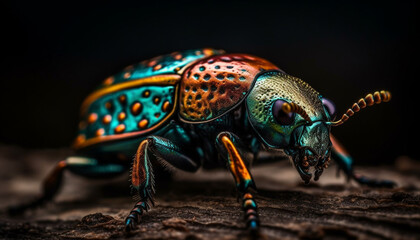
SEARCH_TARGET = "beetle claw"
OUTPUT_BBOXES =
[125,217,137,232]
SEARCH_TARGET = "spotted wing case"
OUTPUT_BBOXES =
[74,48,224,149]
[179,54,280,122]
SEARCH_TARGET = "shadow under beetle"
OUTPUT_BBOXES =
[10,48,395,233]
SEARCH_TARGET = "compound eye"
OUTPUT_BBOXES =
[272,100,295,125]
[322,97,336,119]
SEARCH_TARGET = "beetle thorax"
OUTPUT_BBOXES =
[248,71,323,124]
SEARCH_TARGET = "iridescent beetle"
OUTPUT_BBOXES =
[11,48,395,232]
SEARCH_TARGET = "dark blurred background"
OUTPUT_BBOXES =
[0,1,417,165]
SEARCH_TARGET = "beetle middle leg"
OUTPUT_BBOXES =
[125,135,200,232]
[330,134,395,188]
[215,131,260,232]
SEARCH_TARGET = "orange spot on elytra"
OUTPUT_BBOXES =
[138,119,148,129]
[203,48,213,56]
[143,90,150,97]
[115,124,126,133]
[153,97,160,104]
[118,94,127,103]
[118,112,126,121]
[131,102,142,115]
[96,128,105,136]
[162,101,171,112]
[123,72,131,79]
[103,114,112,124]
[105,101,112,110]
[174,54,182,60]
[77,134,85,141]
[148,60,157,67]
[87,113,98,124]
[153,64,162,71]
[75,134,86,145]
[103,76,114,85]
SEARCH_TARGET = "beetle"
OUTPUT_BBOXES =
[10,48,395,233]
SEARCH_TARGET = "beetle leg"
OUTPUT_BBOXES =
[8,157,125,215]
[8,160,67,215]
[215,132,259,232]
[330,134,396,188]
[125,136,200,232]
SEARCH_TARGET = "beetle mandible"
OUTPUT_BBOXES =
[11,48,395,232]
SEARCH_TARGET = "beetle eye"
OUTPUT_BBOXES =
[322,97,336,119]
[272,100,295,125]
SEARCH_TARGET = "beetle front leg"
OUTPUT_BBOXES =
[330,135,395,188]
[125,136,200,232]
[215,132,260,232]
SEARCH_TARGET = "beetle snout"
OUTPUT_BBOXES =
[300,147,320,167]
[292,121,330,158]
[289,121,332,184]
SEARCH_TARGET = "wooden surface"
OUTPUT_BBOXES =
[0,145,419,240]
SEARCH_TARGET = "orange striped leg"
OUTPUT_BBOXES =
[125,136,200,232]
[216,132,259,232]
[125,139,155,232]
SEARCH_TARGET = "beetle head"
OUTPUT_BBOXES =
[246,71,392,183]
[246,71,332,183]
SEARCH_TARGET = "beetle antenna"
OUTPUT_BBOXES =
[282,102,312,124]
[327,90,391,127]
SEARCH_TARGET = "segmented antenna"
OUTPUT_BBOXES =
[328,90,391,126]
[282,102,313,124]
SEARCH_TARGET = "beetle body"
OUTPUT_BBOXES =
[73,49,281,172]
[11,48,394,233]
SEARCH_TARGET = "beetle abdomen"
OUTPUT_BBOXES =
[179,54,280,122]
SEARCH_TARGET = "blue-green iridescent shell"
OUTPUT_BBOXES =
[75,48,224,150]
[81,85,174,135]
[100,48,225,87]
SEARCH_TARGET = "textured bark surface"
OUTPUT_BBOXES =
[0,145,419,240]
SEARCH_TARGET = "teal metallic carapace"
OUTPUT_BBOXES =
[75,48,225,150]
